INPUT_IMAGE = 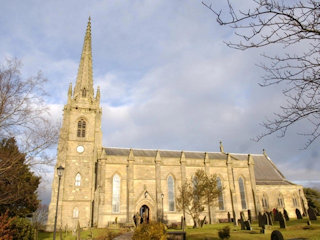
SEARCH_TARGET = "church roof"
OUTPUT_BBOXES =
[103,147,294,186]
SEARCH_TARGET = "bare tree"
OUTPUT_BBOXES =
[176,170,221,227]
[0,58,58,170]
[32,204,48,239]
[203,0,320,148]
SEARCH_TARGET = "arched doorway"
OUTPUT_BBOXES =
[139,205,150,224]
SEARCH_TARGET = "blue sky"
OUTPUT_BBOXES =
[1,0,319,204]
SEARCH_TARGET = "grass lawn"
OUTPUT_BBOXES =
[39,218,320,239]
[184,219,320,240]
[38,227,127,240]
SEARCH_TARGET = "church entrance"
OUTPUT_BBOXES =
[139,205,150,224]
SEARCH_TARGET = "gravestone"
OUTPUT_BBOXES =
[296,208,303,219]
[283,209,289,221]
[258,212,263,227]
[248,209,252,223]
[267,212,273,226]
[227,212,231,223]
[307,220,312,225]
[271,230,284,240]
[274,209,279,221]
[263,213,270,226]
[240,212,246,230]
[278,212,286,229]
[308,208,317,221]
[244,220,252,230]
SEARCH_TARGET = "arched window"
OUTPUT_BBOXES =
[238,177,247,210]
[262,193,269,209]
[217,177,224,210]
[168,175,175,211]
[292,194,299,207]
[75,173,81,186]
[278,193,284,208]
[82,88,86,97]
[73,207,79,218]
[112,174,120,213]
[77,119,86,138]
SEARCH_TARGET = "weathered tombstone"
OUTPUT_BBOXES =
[274,209,279,221]
[271,230,284,240]
[248,209,252,223]
[283,209,289,221]
[308,208,318,221]
[227,212,231,223]
[278,212,286,229]
[258,212,263,227]
[263,213,269,226]
[244,220,252,230]
[267,212,273,226]
[296,208,303,219]
[240,212,246,230]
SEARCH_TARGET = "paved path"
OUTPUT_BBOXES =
[112,231,133,240]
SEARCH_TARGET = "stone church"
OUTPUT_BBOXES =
[47,19,308,230]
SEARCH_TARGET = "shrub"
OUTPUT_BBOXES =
[132,222,167,240]
[218,226,230,240]
[10,218,34,240]
[0,211,16,240]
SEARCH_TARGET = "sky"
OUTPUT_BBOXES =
[0,0,319,205]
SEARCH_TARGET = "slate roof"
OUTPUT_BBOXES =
[103,147,294,186]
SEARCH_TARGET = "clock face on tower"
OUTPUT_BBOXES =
[76,145,85,153]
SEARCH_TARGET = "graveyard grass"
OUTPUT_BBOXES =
[38,219,320,240]
[184,219,320,240]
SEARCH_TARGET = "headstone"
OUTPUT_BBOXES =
[267,212,273,226]
[227,212,231,223]
[274,209,279,221]
[240,212,246,230]
[307,220,312,225]
[283,209,289,221]
[258,212,263,227]
[248,209,252,223]
[278,212,286,229]
[244,220,252,230]
[263,213,269,226]
[308,208,317,221]
[296,208,303,219]
[271,230,284,240]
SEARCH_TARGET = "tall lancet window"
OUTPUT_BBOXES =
[217,177,224,210]
[75,173,81,186]
[112,174,120,213]
[77,119,86,138]
[238,177,247,209]
[82,88,86,97]
[168,175,175,211]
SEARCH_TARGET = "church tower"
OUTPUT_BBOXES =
[47,18,102,230]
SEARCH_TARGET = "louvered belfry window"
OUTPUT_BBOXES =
[77,119,86,138]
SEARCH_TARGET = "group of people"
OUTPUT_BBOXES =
[133,210,149,226]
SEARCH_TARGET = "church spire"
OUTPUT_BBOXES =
[74,17,94,99]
